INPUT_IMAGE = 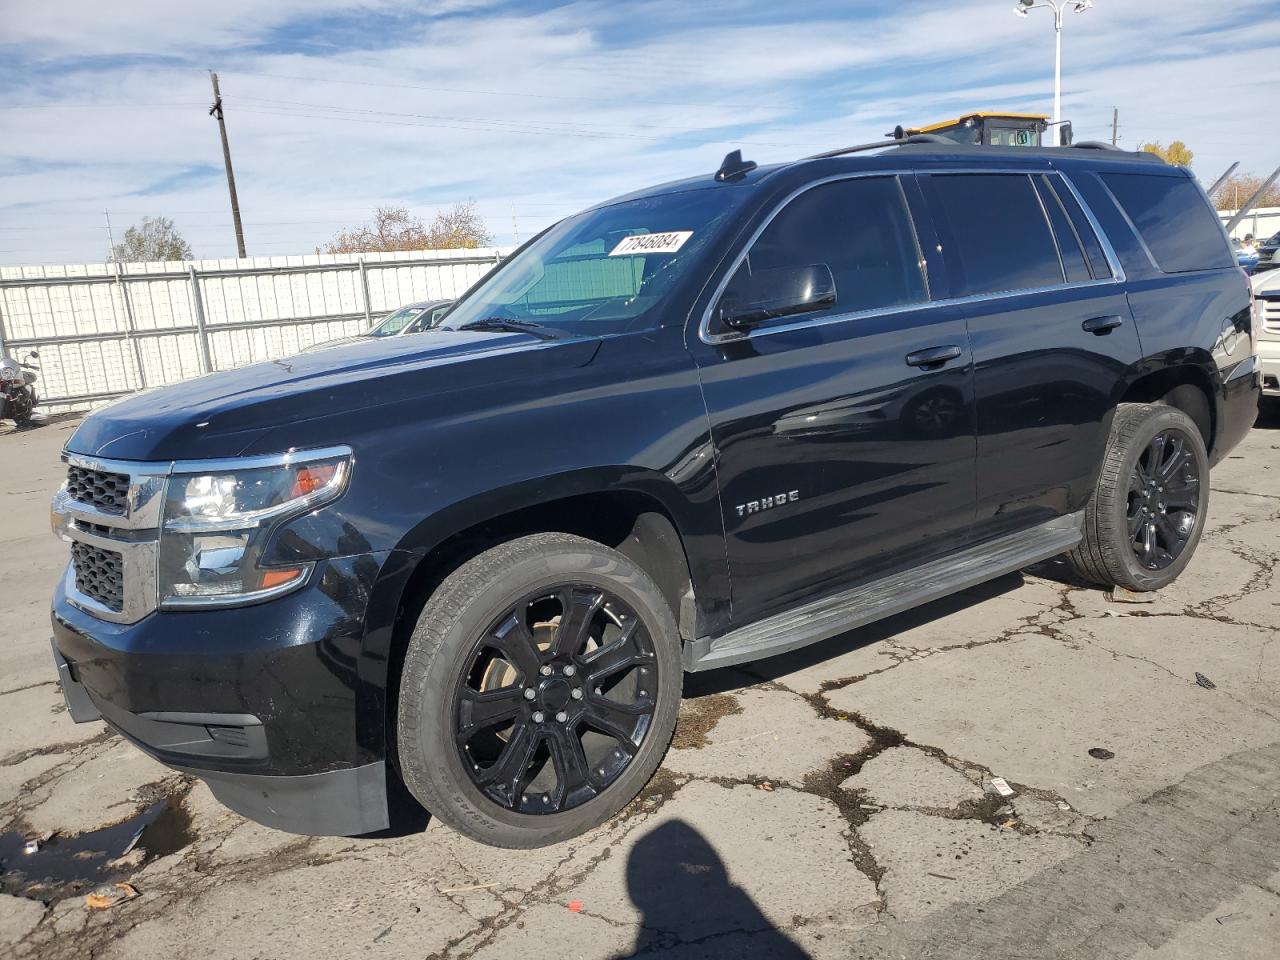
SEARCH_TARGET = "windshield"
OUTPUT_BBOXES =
[370,306,425,337]
[408,303,452,332]
[442,189,744,337]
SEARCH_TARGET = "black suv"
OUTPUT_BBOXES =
[50,140,1259,848]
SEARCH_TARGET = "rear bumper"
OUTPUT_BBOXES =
[1211,355,1262,464]
[49,552,395,836]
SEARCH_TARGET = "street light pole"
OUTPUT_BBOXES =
[1014,0,1093,130]
[1053,7,1062,127]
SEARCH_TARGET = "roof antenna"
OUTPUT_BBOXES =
[715,149,757,182]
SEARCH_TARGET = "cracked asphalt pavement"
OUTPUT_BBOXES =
[2,410,1279,959]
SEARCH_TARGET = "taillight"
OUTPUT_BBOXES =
[1243,267,1259,357]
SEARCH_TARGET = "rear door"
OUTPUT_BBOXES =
[917,170,1140,541]
[689,174,977,624]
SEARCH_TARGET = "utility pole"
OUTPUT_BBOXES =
[103,208,117,263]
[1110,107,1118,146]
[208,72,247,258]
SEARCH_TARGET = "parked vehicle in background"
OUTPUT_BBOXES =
[0,350,39,426]
[49,138,1259,849]
[302,299,453,352]
[1255,269,1280,400]
[1234,237,1260,274]
[1256,230,1280,272]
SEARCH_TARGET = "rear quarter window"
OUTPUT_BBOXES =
[1101,172,1233,274]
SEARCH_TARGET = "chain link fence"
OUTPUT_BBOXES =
[0,248,508,412]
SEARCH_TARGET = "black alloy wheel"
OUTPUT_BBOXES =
[453,585,658,815]
[1127,428,1201,570]
[1067,402,1210,592]
[396,532,681,847]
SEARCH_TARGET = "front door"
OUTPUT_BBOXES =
[690,174,977,626]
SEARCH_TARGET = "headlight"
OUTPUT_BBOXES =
[157,448,351,608]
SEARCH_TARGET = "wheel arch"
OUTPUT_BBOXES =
[1120,353,1217,455]
[366,470,710,770]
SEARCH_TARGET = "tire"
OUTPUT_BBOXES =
[396,532,682,848]
[1067,402,1210,591]
[11,391,33,427]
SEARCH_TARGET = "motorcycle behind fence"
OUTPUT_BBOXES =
[0,350,39,427]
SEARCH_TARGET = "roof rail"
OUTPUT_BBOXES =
[1072,141,1125,152]
[805,134,956,161]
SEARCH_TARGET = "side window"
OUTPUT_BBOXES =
[1033,175,1091,283]
[1045,176,1113,279]
[718,176,927,324]
[1102,172,1233,273]
[925,173,1064,296]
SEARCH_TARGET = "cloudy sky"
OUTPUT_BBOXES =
[1,0,1276,264]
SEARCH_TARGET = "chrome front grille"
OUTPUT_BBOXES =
[1261,296,1280,335]
[70,541,125,611]
[66,465,130,515]
[53,455,169,624]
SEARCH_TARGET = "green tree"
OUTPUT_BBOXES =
[111,216,192,262]
[1139,140,1194,167]
[323,201,492,254]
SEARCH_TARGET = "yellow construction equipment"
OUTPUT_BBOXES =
[897,112,1059,147]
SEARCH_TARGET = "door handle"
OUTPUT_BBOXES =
[1082,315,1124,335]
[905,344,963,369]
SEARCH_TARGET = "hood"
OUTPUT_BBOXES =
[67,330,600,462]
[1253,269,1280,295]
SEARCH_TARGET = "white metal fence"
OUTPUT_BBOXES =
[1222,206,1280,241]
[0,248,509,411]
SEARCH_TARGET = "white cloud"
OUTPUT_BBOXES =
[0,0,1276,263]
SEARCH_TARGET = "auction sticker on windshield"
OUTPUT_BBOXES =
[609,231,693,256]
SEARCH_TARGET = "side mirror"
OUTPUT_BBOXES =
[1058,121,1073,146]
[718,263,836,330]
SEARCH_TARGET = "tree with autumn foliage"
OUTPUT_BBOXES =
[1139,141,1194,167]
[322,202,492,254]
[1213,173,1280,213]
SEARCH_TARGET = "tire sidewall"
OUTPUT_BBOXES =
[399,539,681,847]
[1105,406,1210,589]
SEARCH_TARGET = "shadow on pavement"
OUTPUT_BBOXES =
[1254,401,1280,430]
[618,820,810,959]
[0,412,80,436]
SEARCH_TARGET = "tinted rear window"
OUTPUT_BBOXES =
[1034,176,1091,284]
[1046,176,1113,279]
[926,173,1064,297]
[1102,173,1233,273]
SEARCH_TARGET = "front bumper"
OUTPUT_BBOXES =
[50,552,395,836]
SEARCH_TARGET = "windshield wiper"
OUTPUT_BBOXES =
[454,317,566,341]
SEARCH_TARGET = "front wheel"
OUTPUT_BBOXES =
[1067,402,1209,591]
[396,533,682,848]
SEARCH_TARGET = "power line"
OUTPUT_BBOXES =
[231,93,743,135]
[231,70,763,112]
[229,102,827,149]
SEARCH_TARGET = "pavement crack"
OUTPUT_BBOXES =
[0,679,58,698]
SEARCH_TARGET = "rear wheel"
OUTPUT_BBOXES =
[1067,402,1209,591]
[11,392,33,426]
[396,533,681,847]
